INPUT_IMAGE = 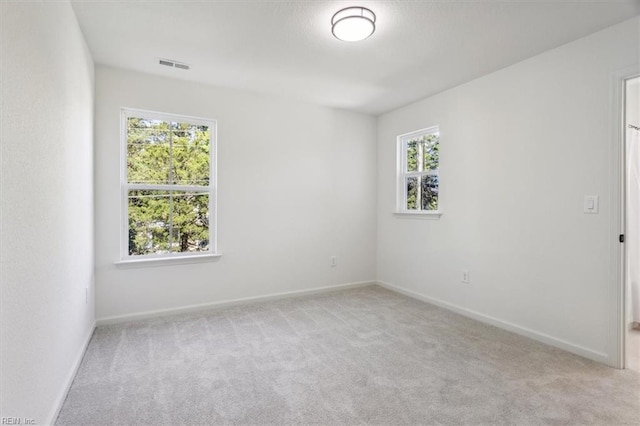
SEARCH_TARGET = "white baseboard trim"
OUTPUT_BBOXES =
[97,281,376,326]
[48,321,96,425]
[376,281,610,365]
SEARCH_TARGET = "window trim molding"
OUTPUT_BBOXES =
[115,253,222,268]
[395,125,441,217]
[393,211,442,219]
[119,107,218,262]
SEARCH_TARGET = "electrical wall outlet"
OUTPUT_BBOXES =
[462,270,470,284]
[330,256,337,267]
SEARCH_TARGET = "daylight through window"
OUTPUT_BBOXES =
[122,109,216,258]
[397,126,440,213]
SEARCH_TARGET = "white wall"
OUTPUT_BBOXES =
[377,17,639,366]
[95,66,377,320]
[0,2,95,424]
[626,76,640,326]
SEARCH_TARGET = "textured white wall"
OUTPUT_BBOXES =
[376,17,639,366]
[0,2,95,424]
[94,66,377,320]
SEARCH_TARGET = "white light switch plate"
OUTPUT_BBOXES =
[584,195,599,214]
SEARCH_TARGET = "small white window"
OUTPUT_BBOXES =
[121,108,217,260]
[396,126,440,215]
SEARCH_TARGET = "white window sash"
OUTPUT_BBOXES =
[403,170,439,178]
[125,184,211,192]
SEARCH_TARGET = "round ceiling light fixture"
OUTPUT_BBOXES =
[331,6,376,42]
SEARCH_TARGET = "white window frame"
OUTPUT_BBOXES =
[395,126,442,218]
[118,108,219,264]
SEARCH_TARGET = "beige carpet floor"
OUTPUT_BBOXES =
[57,285,640,425]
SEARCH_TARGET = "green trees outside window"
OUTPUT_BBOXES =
[405,133,439,210]
[124,115,214,256]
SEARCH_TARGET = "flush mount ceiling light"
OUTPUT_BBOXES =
[331,6,376,42]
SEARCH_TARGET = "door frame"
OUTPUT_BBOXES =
[610,65,640,369]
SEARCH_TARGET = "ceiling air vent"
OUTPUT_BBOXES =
[158,58,190,70]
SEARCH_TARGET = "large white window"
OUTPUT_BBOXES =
[396,126,440,215]
[121,108,217,260]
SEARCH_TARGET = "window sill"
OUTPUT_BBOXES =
[115,253,222,268]
[393,211,442,220]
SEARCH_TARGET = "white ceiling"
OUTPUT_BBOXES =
[70,0,640,115]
